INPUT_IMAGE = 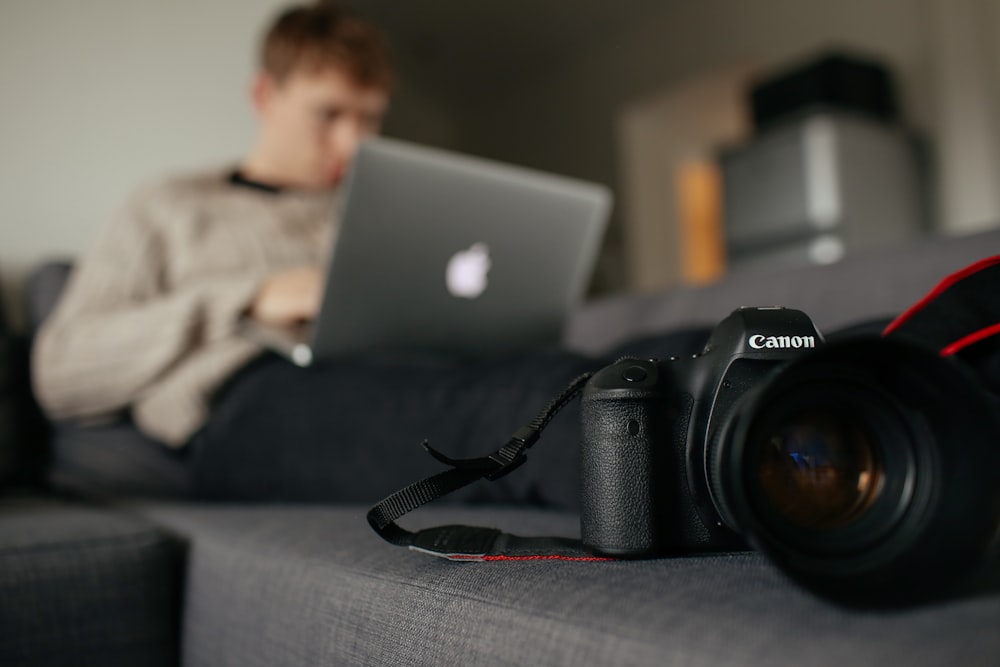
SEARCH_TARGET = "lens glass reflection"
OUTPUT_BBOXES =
[756,410,883,530]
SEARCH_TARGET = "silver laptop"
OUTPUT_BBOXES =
[244,136,612,366]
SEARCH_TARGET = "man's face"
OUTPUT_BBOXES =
[254,66,389,189]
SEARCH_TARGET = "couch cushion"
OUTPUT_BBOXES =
[135,503,1000,667]
[566,228,1000,353]
[47,421,193,500]
[24,260,73,336]
[0,497,184,667]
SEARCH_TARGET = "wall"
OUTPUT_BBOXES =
[0,0,269,321]
[927,0,1000,234]
[3,0,1000,321]
[455,0,1000,291]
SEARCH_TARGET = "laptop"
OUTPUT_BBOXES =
[243,136,612,366]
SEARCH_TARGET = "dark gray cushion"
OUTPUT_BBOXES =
[48,422,193,500]
[135,503,1000,667]
[24,260,73,335]
[0,497,183,667]
[566,228,1000,353]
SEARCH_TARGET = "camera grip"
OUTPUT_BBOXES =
[580,373,669,556]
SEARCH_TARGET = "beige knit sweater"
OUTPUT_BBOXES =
[31,169,339,446]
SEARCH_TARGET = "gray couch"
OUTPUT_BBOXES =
[3,229,1000,666]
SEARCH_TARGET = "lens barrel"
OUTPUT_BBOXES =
[713,337,1000,606]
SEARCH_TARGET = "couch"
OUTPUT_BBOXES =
[3,229,1000,666]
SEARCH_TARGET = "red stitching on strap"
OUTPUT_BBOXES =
[482,555,613,562]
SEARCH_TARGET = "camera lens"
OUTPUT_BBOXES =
[756,410,883,531]
[735,384,910,557]
[714,337,1000,606]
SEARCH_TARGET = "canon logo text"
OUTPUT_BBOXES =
[748,334,816,350]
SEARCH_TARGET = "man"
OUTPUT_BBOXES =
[31,2,695,506]
[33,2,395,447]
[244,3,393,328]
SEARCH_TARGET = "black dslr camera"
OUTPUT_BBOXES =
[581,305,1000,606]
[580,306,822,556]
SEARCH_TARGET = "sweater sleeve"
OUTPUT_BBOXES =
[31,185,265,424]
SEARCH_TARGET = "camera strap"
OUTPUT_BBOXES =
[882,254,1000,357]
[367,370,612,561]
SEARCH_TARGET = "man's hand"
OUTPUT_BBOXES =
[248,265,324,326]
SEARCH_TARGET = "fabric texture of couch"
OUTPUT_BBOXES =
[0,497,183,667]
[134,502,1000,667]
[4,228,1000,666]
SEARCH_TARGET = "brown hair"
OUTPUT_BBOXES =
[260,2,395,89]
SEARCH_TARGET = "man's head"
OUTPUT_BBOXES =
[246,2,395,189]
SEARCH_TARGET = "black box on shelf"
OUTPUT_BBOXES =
[750,52,899,130]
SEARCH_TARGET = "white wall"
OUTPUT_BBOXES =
[0,0,282,324]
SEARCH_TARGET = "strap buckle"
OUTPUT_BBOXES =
[423,425,539,482]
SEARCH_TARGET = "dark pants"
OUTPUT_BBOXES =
[190,330,713,509]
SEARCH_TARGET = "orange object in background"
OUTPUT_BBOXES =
[676,158,726,285]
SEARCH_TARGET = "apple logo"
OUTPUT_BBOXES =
[445,242,491,299]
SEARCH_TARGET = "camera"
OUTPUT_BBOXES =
[581,306,1000,605]
[581,306,822,556]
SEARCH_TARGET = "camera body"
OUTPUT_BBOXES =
[580,306,824,557]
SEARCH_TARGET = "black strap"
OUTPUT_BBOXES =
[883,254,1000,355]
[366,371,608,561]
